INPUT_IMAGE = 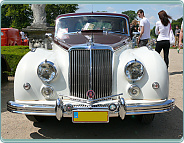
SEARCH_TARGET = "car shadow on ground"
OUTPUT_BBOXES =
[30,106,183,139]
[1,81,14,113]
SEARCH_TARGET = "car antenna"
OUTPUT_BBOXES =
[92,4,93,13]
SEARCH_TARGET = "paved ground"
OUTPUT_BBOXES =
[1,49,183,140]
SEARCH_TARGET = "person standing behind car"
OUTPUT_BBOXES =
[178,22,183,53]
[130,20,138,37]
[137,9,150,47]
[155,10,172,68]
[174,25,180,47]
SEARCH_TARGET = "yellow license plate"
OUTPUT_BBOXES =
[72,111,109,123]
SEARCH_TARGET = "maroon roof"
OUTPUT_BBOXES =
[56,12,129,21]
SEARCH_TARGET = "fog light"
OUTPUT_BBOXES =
[23,83,31,90]
[152,82,159,89]
[109,103,117,111]
[128,85,140,97]
[65,104,73,112]
[41,86,54,99]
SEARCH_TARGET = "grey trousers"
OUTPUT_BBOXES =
[139,39,148,47]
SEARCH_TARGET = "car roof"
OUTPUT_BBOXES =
[1,28,18,31]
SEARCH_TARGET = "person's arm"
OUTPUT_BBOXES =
[138,26,144,44]
[138,20,144,44]
[179,26,183,47]
[155,22,159,35]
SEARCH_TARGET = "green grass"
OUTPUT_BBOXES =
[1,46,31,76]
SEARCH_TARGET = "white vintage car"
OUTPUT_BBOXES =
[7,12,175,124]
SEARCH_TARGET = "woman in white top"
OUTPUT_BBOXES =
[155,10,172,68]
[178,21,183,53]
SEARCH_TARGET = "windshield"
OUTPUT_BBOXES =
[55,15,129,39]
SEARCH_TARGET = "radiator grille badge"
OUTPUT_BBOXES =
[87,90,95,99]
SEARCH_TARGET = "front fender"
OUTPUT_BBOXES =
[14,47,69,101]
[114,47,169,100]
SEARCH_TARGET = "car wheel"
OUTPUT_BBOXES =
[26,115,46,122]
[138,114,155,124]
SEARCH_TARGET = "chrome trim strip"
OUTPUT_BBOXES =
[89,47,92,90]
[7,99,175,118]
[59,93,123,104]
[68,44,114,52]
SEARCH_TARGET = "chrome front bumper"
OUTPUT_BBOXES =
[7,97,175,121]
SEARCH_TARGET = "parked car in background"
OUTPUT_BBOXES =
[1,28,28,46]
[7,13,175,124]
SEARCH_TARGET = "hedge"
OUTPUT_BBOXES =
[1,46,31,76]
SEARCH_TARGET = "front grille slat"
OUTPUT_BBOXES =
[70,49,112,99]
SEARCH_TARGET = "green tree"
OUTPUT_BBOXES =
[45,4,79,26]
[150,26,157,38]
[122,10,137,23]
[171,17,183,33]
[2,4,79,29]
[5,4,33,30]
[1,5,11,28]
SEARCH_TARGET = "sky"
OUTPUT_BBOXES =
[76,4,183,29]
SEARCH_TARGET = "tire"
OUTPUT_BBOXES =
[1,73,8,83]
[26,115,46,122]
[138,114,155,124]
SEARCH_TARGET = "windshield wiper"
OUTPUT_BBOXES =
[112,31,125,34]
[81,30,103,33]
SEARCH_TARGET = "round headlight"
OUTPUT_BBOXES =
[37,60,57,82]
[124,60,144,82]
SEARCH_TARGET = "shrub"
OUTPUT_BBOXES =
[1,46,31,76]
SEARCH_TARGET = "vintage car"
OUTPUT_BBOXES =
[7,12,175,124]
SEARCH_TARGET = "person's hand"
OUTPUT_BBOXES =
[158,31,160,34]
[179,42,183,48]
[138,36,140,44]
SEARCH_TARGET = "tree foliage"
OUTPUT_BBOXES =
[45,4,79,26]
[150,26,157,38]
[121,10,137,23]
[4,4,33,30]
[171,17,183,33]
[1,4,79,30]
[1,5,11,28]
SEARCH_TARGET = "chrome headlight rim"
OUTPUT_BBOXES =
[128,84,141,97]
[37,60,57,83]
[41,85,54,99]
[124,60,144,82]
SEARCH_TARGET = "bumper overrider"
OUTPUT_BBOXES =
[7,94,175,123]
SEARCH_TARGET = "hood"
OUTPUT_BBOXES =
[54,32,130,50]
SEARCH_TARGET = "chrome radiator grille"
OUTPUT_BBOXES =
[69,49,112,99]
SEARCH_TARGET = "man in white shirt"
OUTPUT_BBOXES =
[137,9,150,47]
